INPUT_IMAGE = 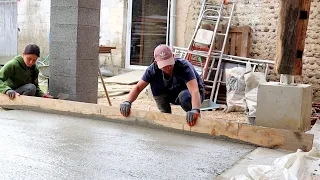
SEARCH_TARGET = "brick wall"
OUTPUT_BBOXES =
[176,0,320,100]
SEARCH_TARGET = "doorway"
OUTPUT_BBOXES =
[0,0,17,65]
[126,0,169,69]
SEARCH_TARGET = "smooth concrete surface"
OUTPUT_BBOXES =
[216,147,291,179]
[0,110,255,180]
[256,82,312,132]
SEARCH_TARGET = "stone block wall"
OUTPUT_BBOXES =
[176,0,320,100]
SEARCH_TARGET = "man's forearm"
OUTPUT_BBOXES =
[127,88,140,103]
[191,91,201,109]
[126,80,149,103]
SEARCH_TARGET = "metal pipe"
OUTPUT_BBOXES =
[166,0,171,45]
[169,0,176,49]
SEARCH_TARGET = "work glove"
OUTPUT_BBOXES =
[186,108,200,126]
[42,93,53,98]
[6,90,19,99]
[120,101,132,117]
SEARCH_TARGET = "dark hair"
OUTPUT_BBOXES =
[23,43,40,57]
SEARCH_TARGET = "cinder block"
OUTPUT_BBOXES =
[49,41,77,60]
[75,60,99,77]
[51,6,78,25]
[51,0,78,7]
[256,82,312,132]
[68,92,97,103]
[77,25,100,43]
[50,24,78,43]
[49,75,77,96]
[76,76,98,94]
[76,41,100,60]
[49,59,77,77]
[78,8,100,27]
[78,0,101,10]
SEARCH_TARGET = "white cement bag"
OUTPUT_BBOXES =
[244,72,266,121]
[225,67,246,112]
[231,147,320,180]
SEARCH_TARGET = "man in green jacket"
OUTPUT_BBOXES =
[0,43,51,99]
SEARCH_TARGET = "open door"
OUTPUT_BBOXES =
[126,0,170,69]
[0,0,18,65]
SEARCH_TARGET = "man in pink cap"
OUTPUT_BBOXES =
[120,44,204,126]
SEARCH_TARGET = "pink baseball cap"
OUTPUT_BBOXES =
[154,44,175,69]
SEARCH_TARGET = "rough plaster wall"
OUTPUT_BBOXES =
[99,0,124,70]
[176,0,192,47]
[17,0,50,60]
[176,0,320,100]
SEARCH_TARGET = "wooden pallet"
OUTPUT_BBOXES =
[222,26,251,57]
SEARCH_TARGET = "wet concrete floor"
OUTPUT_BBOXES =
[0,110,255,179]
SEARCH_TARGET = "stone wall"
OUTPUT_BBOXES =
[175,0,320,100]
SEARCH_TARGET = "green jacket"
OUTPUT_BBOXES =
[0,55,44,97]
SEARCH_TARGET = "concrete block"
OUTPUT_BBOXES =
[49,41,77,60]
[49,59,76,77]
[77,25,100,43]
[68,92,97,103]
[75,76,98,94]
[256,82,312,132]
[51,6,78,25]
[50,24,78,43]
[51,0,78,7]
[75,60,99,77]
[78,8,100,27]
[76,41,100,60]
[78,0,101,10]
[49,75,77,96]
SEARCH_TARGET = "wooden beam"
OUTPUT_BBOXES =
[0,95,314,152]
[293,0,311,75]
[275,0,311,75]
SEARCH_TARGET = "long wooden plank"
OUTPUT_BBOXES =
[0,95,314,152]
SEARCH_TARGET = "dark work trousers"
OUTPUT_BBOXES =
[14,83,37,96]
[153,89,204,113]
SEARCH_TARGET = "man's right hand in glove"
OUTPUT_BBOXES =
[5,90,20,99]
[120,101,132,117]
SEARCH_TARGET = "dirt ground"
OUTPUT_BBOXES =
[38,76,247,123]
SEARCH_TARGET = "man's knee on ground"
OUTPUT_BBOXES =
[178,90,192,112]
